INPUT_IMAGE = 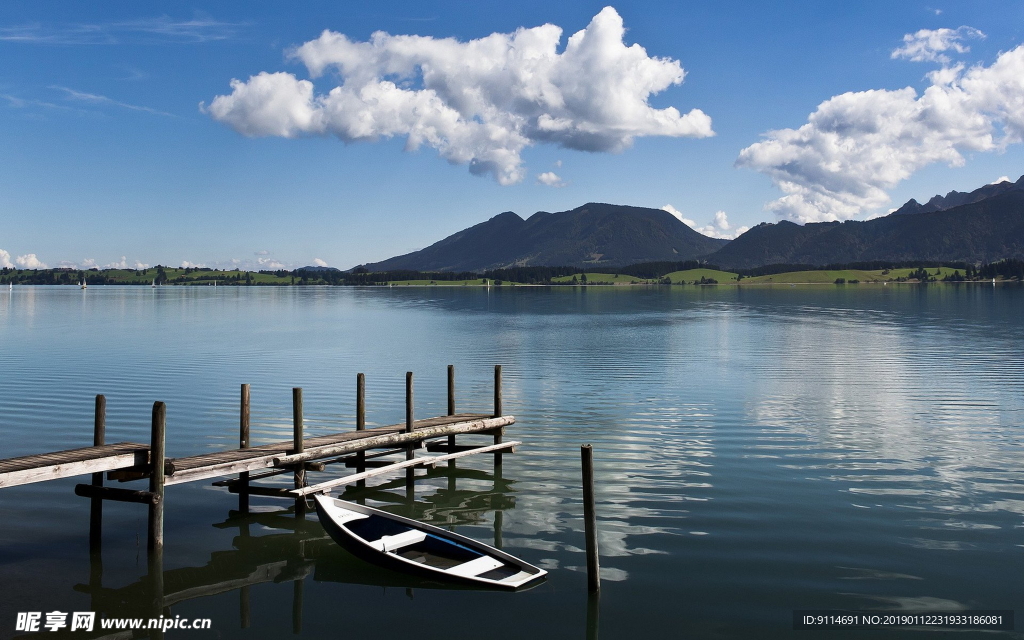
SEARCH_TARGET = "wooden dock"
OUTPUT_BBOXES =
[165,412,511,486]
[0,442,149,489]
[0,365,516,567]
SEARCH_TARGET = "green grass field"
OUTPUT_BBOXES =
[551,273,659,284]
[662,268,739,283]
[740,267,962,284]
[384,279,521,286]
[106,268,293,285]
[881,267,961,280]
[741,269,884,284]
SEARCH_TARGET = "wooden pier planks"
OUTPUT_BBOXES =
[291,440,520,496]
[0,442,149,488]
[163,413,511,486]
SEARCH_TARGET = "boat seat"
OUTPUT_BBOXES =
[499,570,533,585]
[375,529,427,552]
[445,555,504,578]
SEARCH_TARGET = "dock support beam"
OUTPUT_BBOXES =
[356,374,365,489]
[494,365,503,469]
[292,388,305,517]
[89,394,106,555]
[239,384,250,514]
[582,444,600,593]
[405,372,414,498]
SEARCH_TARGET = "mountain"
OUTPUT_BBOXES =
[891,175,1024,215]
[297,265,341,272]
[361,203,728,272]
[709,191,1024,269]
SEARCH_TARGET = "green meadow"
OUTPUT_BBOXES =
[662,268,739,283]
[384,279,521,286]
[551,273,659,284]
[741,267,962,284]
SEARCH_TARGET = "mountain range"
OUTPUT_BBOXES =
[359,176,1024,272]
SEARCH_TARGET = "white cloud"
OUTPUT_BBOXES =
[180,260,206,268]
[312,257,328,267]
[105,256,129,269]
[15,253,47,269]
[892,26,984,64]
[536,171,565,187]
[737,43,1024,223]
[257,257,285,269]
[660,204,696,227]
[991,176,1010,184]
[0,249,13,269]
[204,7,713,185]
[134,261,149,269]
[661,206,747,239]
[254,249,270,256]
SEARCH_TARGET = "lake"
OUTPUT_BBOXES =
[1,284,1022,639]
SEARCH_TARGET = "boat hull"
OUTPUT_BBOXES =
[314,495,545,590]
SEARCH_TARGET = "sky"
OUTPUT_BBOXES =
[2,0,1023,271]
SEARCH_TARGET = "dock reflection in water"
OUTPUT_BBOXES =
[67,463,524,638]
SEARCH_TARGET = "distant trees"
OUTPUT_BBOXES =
[908,268,935,282]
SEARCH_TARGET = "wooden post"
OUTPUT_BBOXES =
[447,365,455,415]
[148,401,166,638]
[493,364,502,417]
[292,388,305,517]
[582,444,600,593]
[89,394,106,554]
[356,373,365,489]
[493,365,503,468]
[239,384,250,513]
[148,402,165,557]
[405,372,414,494]
[447,365,456,467]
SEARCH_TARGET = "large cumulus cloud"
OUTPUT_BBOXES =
[737,31,1024,223]
[204,7,713,184]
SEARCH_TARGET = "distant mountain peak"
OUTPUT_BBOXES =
[892,174,1024,216]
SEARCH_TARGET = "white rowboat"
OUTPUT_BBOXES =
[313,495,546,589]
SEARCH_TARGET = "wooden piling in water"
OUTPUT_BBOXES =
[292,388,305,516]
[356,373,365,488]
[494,365,503,468]
[89,395,105,554]
[148,402,166,555]
[147,402,166,640]
[447,365,457,468]
[239,384,250,513]
[581,444,600,593]
[405,372,414,494]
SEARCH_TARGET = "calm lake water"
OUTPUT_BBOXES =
[1,284,1022,639]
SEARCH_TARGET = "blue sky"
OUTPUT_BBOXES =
[2,1,1023,270]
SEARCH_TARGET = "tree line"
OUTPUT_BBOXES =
[4,258,1024,286]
